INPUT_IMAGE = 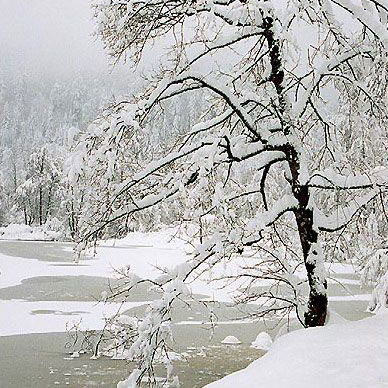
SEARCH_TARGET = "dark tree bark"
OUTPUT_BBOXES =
[39,186,43,226]
[23,207,27,226]
[263,15,328,327]
[294,186,328,327]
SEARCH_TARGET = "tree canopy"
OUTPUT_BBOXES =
[70,1,388,384]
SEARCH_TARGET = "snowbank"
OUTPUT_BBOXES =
[250,332,272,351]
[103,227,189,250]
[205,313,388,388]
[221,335,241,345]
[0,300,146,336]
[0,223,60,241]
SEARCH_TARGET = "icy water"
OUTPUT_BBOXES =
[0,241,373,388]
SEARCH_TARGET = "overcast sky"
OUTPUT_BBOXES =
[0,0,114,78]
[0,0,355,82]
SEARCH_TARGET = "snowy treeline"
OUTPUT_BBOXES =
[0,72,204,237]
[0,73,126,229]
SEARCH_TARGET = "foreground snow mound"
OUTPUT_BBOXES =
[206,313,388,388]
[275,309,348,339]
[251,332,273,351]
[221,335,241,345]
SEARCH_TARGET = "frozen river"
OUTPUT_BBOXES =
[0,239,373,387]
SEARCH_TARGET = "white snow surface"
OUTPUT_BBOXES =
[206,313,388,388]
[250,332,273,351]
[0,228,191,336]
[0,228,372,338]
[0,228,189,289]
[0,300,145,336]
[0,224,60,241]
[0,228,239,337]
[221,335,241,345]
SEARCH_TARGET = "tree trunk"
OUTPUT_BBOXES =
[263,14,327,327]
[294,186,328,327]
[39,186,43,226]
[46,185,53,223]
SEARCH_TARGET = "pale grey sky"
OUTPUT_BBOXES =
[0,0,354,81]
[0,0,113,78]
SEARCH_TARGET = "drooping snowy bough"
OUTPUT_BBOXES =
[73,0,387,385]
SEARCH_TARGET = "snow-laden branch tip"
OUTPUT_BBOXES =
[308,166,388,190]
[314,190,381,232]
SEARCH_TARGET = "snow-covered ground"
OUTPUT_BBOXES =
[205,312,388,388]
[0,229,190,336]
[0,228,372,338]
[0,228,381,387]
[0,300,145,336]
[0,228,242,337]
[0,223,61,241]
[0,229,188,289]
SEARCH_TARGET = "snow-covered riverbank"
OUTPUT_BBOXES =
[0,229,377,387]
[0,229,373,337]
[0,229,190,336]
[0,223,61,241]
[206,312,388,388]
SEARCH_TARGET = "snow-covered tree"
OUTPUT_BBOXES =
[16,146,62,226]
[75,0,387,384]
[67,90,207,241]
[0,71,138,230]
[0,171,7,226]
